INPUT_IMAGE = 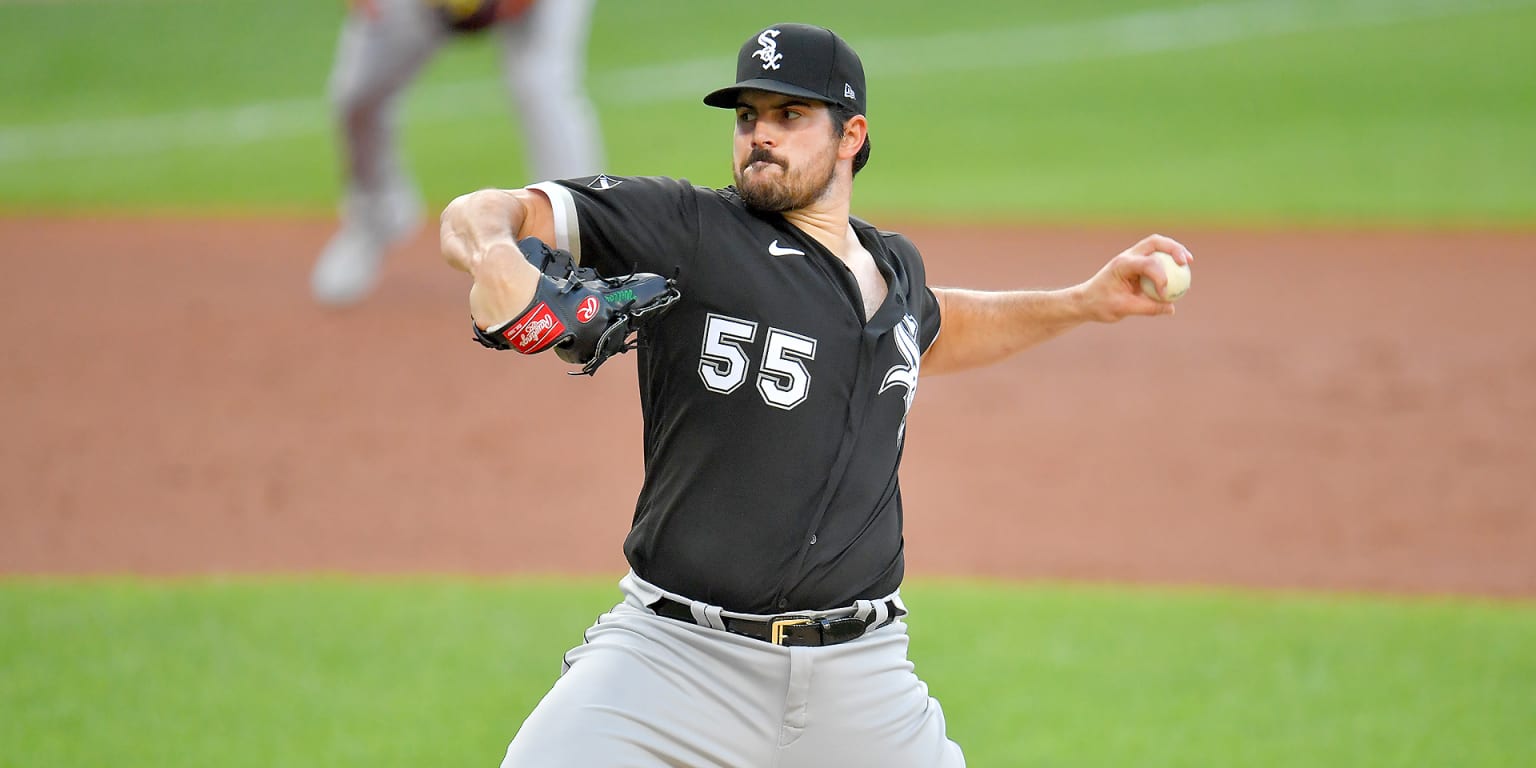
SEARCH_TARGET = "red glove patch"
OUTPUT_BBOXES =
[501,302,566,354]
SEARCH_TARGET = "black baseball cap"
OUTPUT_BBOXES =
[703,23,866,115]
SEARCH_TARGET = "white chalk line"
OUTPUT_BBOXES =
[0,0,1528,164]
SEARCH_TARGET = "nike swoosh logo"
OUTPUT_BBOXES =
[768,240,805,256]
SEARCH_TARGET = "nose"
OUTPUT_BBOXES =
[750,121,777,149]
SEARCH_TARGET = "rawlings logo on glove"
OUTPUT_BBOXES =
[474,238,681,375]
[499,303,564,353]
[575,296,600,323]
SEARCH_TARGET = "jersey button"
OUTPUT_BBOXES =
[809,534,818,545]
[777,598,788,609]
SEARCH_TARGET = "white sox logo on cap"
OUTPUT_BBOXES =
[703,23,866,116]
[752,29,783,70]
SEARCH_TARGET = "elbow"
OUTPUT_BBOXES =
[439,189,526,262]
[438,190,479,247]
[439,189,508,272]
[441,188,512,231]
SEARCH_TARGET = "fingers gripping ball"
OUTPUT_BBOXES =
[1140,251,1191,303]
[472,239,681,375]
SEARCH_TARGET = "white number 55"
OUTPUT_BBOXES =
[698,313,817,410]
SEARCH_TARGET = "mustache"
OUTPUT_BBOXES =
[743,148,785,170]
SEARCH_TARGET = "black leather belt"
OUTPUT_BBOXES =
[648,596,906,647]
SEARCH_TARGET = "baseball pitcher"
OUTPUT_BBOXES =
[441,22,1193,767]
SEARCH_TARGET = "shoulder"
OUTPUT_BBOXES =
[540,175,743,209]
[852,216,923,262]
[542,174,692,194]
[851,215,912,244]
[532,176,709,224]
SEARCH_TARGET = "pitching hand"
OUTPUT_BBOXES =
[1077,234,1194,322]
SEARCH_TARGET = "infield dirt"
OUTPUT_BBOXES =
[3,217,1533,597]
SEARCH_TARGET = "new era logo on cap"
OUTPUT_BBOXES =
[703,23,866,116]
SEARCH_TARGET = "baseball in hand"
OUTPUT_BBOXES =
[1140,251,1191,303]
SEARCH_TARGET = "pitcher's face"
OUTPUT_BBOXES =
[732,91,840,212]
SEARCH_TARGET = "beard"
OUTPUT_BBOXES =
[733,145,837,213]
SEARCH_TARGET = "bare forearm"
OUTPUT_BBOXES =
[922,286,1089,375]
[920,235,1193,376]
[440,189,530,273]
[440,188,549,329]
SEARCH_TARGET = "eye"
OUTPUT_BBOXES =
[786,109,802,120]
[736,110,756,123]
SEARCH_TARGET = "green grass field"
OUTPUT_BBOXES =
[1,0,1532,224]
[4,579,1533,767]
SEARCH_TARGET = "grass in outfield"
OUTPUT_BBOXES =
[0,0,1532,225]
[3,578,1533,767]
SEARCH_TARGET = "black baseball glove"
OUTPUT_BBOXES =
[472,238,680,376]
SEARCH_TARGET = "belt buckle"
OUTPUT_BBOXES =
[770,616,815,645]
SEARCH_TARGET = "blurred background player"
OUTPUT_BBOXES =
[311,0,604,306]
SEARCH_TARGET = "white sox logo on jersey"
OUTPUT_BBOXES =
[752,30,783,70]
[879,314,921,441]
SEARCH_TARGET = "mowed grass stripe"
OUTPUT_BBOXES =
[0,0,1528,163]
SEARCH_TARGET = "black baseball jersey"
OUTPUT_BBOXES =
[532,175,942,614]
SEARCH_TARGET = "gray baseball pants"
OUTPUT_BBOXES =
[499,571,965,767]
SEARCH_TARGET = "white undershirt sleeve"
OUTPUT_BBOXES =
[528,181,583,264]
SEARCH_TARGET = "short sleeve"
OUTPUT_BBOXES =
[917,286,942,354]
[531,176,699,278]
[869,226,943,355]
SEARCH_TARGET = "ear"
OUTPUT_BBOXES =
[837,114,868,161]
